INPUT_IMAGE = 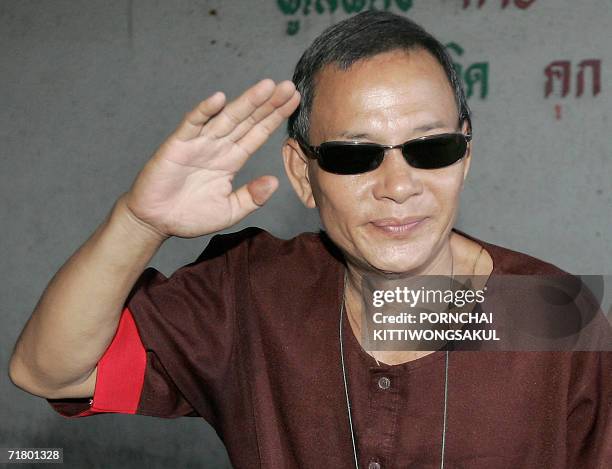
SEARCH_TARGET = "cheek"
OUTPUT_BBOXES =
[426,168,465,209]
[311,172,371,219]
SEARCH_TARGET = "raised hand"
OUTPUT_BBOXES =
[123,79,300,239]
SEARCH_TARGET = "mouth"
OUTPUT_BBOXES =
[369,217,427,237]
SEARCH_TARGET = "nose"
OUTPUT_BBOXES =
[371,148,423,203]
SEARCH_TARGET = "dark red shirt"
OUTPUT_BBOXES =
[47,227,612,468]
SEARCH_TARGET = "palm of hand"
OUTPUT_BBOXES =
[124,79,301,239]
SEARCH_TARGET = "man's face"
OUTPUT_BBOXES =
[287,48,472,274]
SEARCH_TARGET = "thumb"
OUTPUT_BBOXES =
[229,175,279,223]
[247,175,279,206]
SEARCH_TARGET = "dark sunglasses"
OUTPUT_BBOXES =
[299,132,472,175]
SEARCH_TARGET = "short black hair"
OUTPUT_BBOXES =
[287,10,471,145]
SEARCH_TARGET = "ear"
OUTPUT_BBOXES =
[460,120,472,186]
[282,138,316,208]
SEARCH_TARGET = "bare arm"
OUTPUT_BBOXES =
[8,79,300,400]
[8,195,166,399]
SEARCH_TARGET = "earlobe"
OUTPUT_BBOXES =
[282,139,316,208]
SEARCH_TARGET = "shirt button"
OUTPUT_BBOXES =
[378,376,391,390]
[368,461,381,469]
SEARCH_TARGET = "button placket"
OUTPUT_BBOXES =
[364,370,400,466]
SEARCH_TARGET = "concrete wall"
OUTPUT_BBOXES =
[2,1,610,467]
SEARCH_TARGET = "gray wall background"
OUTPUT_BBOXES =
[1,0,610,467]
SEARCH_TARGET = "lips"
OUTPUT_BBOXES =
[371,217,426,227]
[370,217,427,235]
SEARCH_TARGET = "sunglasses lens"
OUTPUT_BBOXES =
[318,143,383,175]
[404,134,467,169]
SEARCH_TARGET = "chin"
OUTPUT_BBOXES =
[358,245,432,275]
[365,258,425,275]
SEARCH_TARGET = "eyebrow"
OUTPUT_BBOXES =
[414,121,449,132]
[335,121,450,140]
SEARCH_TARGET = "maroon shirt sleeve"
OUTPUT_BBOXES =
[47,306,152,417]
[565,351,612,467]
[46,232,239,424]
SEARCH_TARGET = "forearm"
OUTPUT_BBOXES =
[9,193,167,395]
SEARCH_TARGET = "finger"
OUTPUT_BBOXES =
[205,79,276,139]
[228,175,279,223]
[173,92,226,141]
[235,90,301,157]
[224,80,297,143]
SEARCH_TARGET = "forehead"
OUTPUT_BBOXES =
[309,49,458,140]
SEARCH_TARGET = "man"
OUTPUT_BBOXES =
[8,11,610,468]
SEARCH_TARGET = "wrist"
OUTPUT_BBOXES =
[110,194,171,245]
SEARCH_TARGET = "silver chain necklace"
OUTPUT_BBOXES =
[339,252,454,469]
